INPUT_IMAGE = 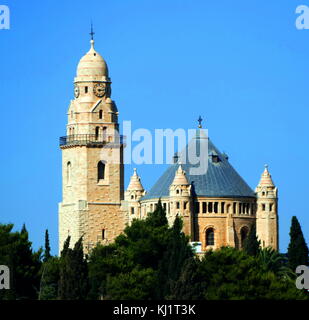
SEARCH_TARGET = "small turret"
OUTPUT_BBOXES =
[255,165,279,250]
[169,165,191,218]
[125,168,145,222]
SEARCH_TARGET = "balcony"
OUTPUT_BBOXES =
[59,134,125,148]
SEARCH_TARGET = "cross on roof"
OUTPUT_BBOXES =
[198,115,203,128]
[90,22,95,40]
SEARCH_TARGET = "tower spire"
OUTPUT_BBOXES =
[90,22,95,41]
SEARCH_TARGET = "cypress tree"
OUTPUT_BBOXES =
[287,216,309,271]
[43,229,51,262]
[147,199,168,228]
[157,216,193,298]
[243,223,260,256]
[58,237,88,300]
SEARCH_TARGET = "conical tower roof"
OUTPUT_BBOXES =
[142,130,255,200]
[257,165,275,187]
[171,165,189,186]
[127,168,144,191]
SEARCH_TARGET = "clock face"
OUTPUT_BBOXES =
[93,83,106,97]
[74,85,80,98]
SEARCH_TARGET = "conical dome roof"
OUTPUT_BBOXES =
[142,130,255,200]
[171,165,189,186]
[257,165,275,187]
[127,168,144,191]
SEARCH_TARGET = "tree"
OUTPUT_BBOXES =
[105,267,157,300]
[258,247,294,279]
[287,216,309,271]
[243,223,260,256]
[0,224,42,300]
[39,257,60,300]
[88,199,194,300]
[157,216,193,298]
[43,229,51,262]
[168,257,204,300]
[198,247,307,300]
[58,237,88,300]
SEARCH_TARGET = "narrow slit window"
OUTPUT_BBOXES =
[67,162,71,185]
[195,202,200,213]
[98,161,105,180]
[202,202,207,213]
[214,202,218,213]
[208,202,213,213]
[95,126,100,140]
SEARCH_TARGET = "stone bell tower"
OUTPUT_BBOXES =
[58,33,125,254]
[256,165,279,251]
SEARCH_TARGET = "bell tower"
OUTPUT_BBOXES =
[255,165,279,250]
[58,33,125,253]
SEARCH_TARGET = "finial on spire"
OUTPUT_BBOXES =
[90,22,95,41]
[198,115,203,128]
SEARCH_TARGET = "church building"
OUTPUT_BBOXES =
[58,37,279,254]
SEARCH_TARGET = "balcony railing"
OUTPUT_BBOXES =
[59,134,125,147]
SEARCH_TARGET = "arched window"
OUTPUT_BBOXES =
[206,228,215,246]
[240,226,249,248]
[67,162,71,185]
[98,161,105,180]
[99,110,103,119]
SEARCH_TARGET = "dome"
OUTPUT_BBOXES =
[76,40,108,78]
[142,130,256,200]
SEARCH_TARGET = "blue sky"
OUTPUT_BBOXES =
[0,0,308,254]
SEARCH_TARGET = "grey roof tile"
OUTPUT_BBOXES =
[142,132,255,200]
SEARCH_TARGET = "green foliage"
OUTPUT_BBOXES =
[105,268,157,300]
[88,200,193,299]
[39,257,60,300]
[287,216,309,271]
[58,237,88,300]
[258,247,294,279]
[243,223,260,256]
[198,247,307,300]
[0,224,42,300]
[43,229,51,262]
[168,257,204,300]
[1,208,308,300]
[157,216,193,298]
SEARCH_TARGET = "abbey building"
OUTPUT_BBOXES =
[58,38,279,254]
